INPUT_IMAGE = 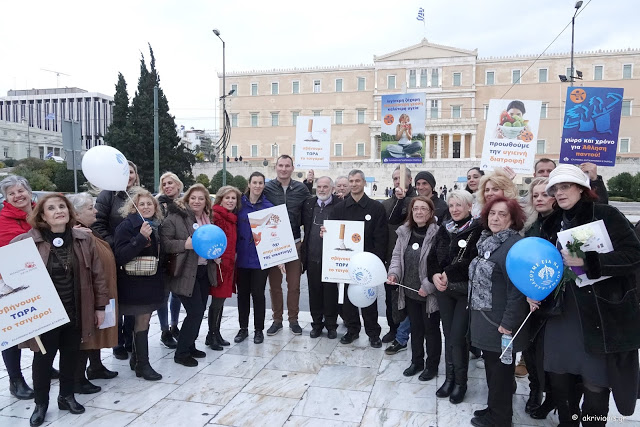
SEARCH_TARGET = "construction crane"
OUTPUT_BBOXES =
[40,68,71,88]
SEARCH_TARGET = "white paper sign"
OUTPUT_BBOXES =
[294,116,331,170]
[321,220,365,283]
[481,99,542,174]
[557,220,613,287]
[0,238,70,348]
[99,298,116,329]
[248,204,299,270]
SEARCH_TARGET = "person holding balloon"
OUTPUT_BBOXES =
[206,186,241,350]
[386,196,441,381]
[160,184,218,366]
[427,190,483,404]
[113,188,164,381]
[535,164,640,424]
[468,196,529,427]
[92,160,140,361]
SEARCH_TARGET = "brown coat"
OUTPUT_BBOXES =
[12,228,110,349]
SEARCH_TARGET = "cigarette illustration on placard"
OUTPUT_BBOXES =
[322,220,364,283]
[304,119,319,142]
[0,272,29,299]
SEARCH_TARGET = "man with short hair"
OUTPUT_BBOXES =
[330,169,388,348]
[334,176,349,200]
[301,176,339,339]
[263,154,310,335]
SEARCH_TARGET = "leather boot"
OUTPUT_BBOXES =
[57,394,85,414]
[129,332,137,371]
[9,376,34,400]
[214,303,230,346]
[449,346,468,404]
[581,387,610,427]
[208,305,223,350]
[29,402,48,426]
[133,330,162,381]
[436,363,455,398]
[526,388,544,414]
[205,331,213,347]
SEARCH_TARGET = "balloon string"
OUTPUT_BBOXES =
[387,281,420,293]
[125,191,145,222]
[499,311,533,359]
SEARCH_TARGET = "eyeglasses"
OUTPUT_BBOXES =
[412,207,432,213]
[547,183,574,196]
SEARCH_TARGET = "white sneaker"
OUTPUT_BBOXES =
[476,358,485,369]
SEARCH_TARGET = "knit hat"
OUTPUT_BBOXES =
[415,171,436,190]
[546,164,591,193]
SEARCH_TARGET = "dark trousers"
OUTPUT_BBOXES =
[523,324,546,393]
[2,346,22,379]
[115,314,134,350]
[405,297,442,369]
[176,265,209,357]
[237,267,268,331]
[483,350,516,427]
[343,283,381,338]
[307,260,338,331]
[33,324,81,404]
[384,283,399,332]
[436,290,469,382]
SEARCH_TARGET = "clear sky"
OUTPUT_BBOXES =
[1,0,636,132]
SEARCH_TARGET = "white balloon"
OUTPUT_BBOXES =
[349,251,387,287]
[347,284,378,308]
[82,146,130,191]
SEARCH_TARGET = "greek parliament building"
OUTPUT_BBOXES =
[215,39,639,184]
[0,88,114,160]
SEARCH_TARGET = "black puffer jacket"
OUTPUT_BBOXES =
[263,179,310,240]
[92,190,128,248]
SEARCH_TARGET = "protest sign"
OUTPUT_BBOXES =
[321,220,365,283]
[559,87,624,166]
[0,238,70,348]
[248,204,298,269]
[294,116,331,170]
[381,93,426,164]
[481,99,542,174]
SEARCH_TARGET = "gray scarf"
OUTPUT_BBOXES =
[468,228,519,311]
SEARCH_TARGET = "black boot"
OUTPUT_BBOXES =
[449,347,468,404]
[436,363,455,398]
[133,330,162,381]
[129,331,137,371]
[9,376,34,400]
[170,325,180,340]
[581,387,610,427]
[215,304,230,346]
[30,402,48,426]
[526,388,544,414]
[57,395,85,414]
[205,331,213,347]
[208,304,223,350]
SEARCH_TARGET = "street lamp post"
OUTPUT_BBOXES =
[213,28,227,186]
[570,1,583,83]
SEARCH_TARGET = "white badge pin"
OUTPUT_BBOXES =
[53,238,64,248]
[412,243,419,250]
[365,214,371,221]
[193,223,199,230]
[484,251,490,259]
[458,240,467,248]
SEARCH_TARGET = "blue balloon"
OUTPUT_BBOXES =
[192,224,227,259]
[505,237,564,301]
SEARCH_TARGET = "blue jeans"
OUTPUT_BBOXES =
[395,316,411,345]
[158,292,182,331]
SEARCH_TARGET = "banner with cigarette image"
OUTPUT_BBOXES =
[247,204,299,270]
[294,116,331,170]
[381,93,426,164]
[480,99,542,174]
[0,238,70,348]
[321,220,365,283]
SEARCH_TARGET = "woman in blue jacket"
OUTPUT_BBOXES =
[234,172,274,344]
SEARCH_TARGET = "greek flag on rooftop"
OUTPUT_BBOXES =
[416,7,425,22]
[45,113,55,120]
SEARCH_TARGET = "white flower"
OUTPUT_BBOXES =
[572,228,594,243]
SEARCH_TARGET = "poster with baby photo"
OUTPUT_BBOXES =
[481,99,542,174]
[380,93,426,164]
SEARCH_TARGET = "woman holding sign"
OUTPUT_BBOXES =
[467,197,528,427]
[113,188,164,381]
[160,184,217,366]
[235,172,274,344]
[387,196,441,382]
[536,164,640,424]
[0,175,36,400]
[11,194,109,426]
[205,186,241,350]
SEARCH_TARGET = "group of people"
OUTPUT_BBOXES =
[0,154,638,427]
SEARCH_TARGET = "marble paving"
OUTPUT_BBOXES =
[0,308,637,426]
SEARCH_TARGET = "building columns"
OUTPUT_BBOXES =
[436,133,442,159]
[448,133,454,158]
[370,135,377,161]
[424,133,430,159]
[470,132,477,158]
[460,133,466,159]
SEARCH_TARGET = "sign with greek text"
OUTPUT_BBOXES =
[559,87,624,166]
[381,93,426,163]
[321,220,365,283]
[294,116,331,170]
[0,238,70,348]
[481,99,542,174]
[248,204,299,269]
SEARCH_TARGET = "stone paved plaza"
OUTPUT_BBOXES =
[1,307,638,426]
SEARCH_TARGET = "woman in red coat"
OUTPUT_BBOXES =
[206,185,241,350]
